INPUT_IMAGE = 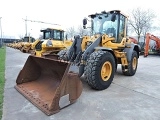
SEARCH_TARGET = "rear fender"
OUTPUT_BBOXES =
[123,44,140,62]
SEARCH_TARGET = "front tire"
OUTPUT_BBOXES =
[85,51,115,90]
[57,49,68,61]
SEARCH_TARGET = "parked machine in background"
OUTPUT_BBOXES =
[33,28,73,57]
[129,37,138,44]
[13,40,23,50]
[144,33,160,57]
[20,36,36,53]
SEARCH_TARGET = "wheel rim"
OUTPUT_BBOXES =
[132,57,137,70]
[101,61,112,81]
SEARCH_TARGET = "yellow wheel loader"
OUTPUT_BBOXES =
[33,28,73,57]
[59,10,141,89]
[15,10,140,115]
[11,40,23,49]
[9,41,17,48]
[20,36,36,53]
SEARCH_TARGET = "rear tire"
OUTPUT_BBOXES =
[122,50,138,76]
[85,51,115,90]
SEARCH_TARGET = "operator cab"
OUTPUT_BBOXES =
[83,10,128,43]
[23,36,35,43]
[41,28,65,41]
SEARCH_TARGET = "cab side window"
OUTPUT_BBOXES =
[119,15,125,41]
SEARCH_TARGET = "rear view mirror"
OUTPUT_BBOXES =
[83,18,87,29]
[111,13,116,22]
[65,34,68,40]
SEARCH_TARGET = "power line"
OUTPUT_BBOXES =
[22,17,61,36]
[24,19,61,26]
[22,18,61,26]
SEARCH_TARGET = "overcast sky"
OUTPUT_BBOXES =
[0,0,159,39]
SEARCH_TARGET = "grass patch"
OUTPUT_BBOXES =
[0,46,6,119]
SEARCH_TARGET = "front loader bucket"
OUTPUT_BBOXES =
[15,55,82,115]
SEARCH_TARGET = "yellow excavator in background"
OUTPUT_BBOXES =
[15,10,141,115]
[33,28,73,57]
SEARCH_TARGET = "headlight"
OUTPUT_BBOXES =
[108,33,114,38]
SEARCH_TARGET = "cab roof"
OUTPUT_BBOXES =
[88,10,128,18]
[40,28,64,32]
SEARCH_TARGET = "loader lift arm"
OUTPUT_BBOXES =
[144,33,160,57]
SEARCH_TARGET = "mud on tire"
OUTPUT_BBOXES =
[57,49,69,61]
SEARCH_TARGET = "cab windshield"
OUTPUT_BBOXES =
[92,13,118,37]
[53,30,64,40]
[43,30,64,40]
[23,37,29,42]
[44,31,51,39]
